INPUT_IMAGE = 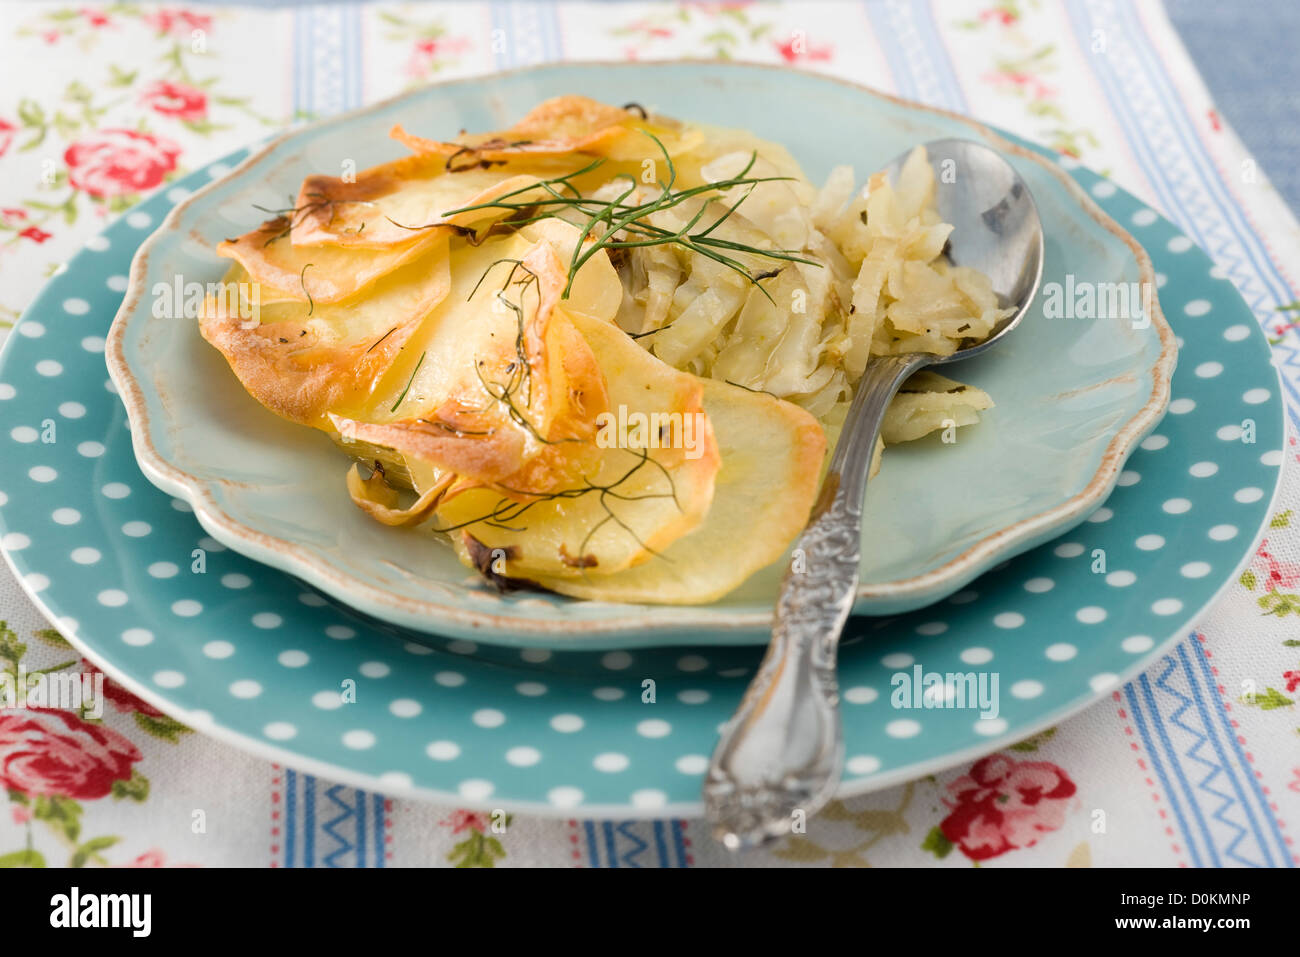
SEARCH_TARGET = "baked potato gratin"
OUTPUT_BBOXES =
[201,96,1007,604]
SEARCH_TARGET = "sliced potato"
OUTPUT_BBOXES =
[523,377,824,604]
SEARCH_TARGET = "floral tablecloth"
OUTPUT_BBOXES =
[1,0,1298,868]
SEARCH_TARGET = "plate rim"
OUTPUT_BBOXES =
[104,58,1178,638]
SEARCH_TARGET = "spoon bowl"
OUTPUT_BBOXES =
[704,139,1045,851]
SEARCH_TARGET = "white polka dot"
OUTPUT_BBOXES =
[637,719,671,738]
[1217,425,1244,441]
[359,661,390,679]
[104,378,116,395]
[1117,470,1140,487]
[844,686,878,704]
[71,547,101,564]
[342,729,374,750]
[1189,461,1218,478]
[1183,299,1211,317]
[1261,450,1283,467]
[125,211,152,229]
[62,298,89,315]
[550,713,584,733]
[1152,598,1183,616]
[85,235,110,252]
[1243,388,1270,404]
[1046,643,1077,661]
[278,650,309,668]
[81,336,105,354]
[147,561,178,578]
[153,670,185,689]
[221,573,251,589]
[2,532,30,551]
[403,642,433,655]
[520,648,551,663]
[915,620,948,634]
[17,321,44,338]
[107,275,128,293]
[1090,673,1119,692]
[960,647,993,665]
[677,689,709,704]
[457,779,494,801]
[886,719,921,738]
[845,755,882,775]
[1076,606,1107,624]
[52,507,80,525]
[203,640,234,659]
[631,789,667,809]
[1122,635,1154,653]
[1223,324,1250,342]
[1054,542,1085,558]
[1106,570,1137,587]
[1168,398,1195,414]
[593,686,624,701]
[298,592,326,607]
[675,755,708,775]
[207,163,231,179]
[515,681,547,697]
[1167,236,1193,253]
[1010,680,1044,699]
[171,599,201,617]
[263,722,297,740]
[676,654,708,672]
[446,640,477,655]
[472,708,505,728]
[24,573,49,593]
[993,612,1024,629]
[1209,524,1238,541]
[10,426,37,443]
[1179,561,1211,579]
[594,753,629,772]
[974,717,1008,736]
[325,625,355,640]
[166,186,191,203]
[0,384,13,400]
[389,698,421,718]
[1194,361,1223,378]
[170,498,192,513]
[506,746,541,767]
[881,652,914,668]
[101,483,130,499]
[426,740,460,760]
[312,690,344,710]
[377,772,411,791]
[1141,434,1169,451]
[548,786,584,807]
[1163,497,1191,514]
[1234,486,1264,504]
[434,671,465,687]
[97,589,127,607]
[229,680,262,698]
[1091,180,1117,198]
[121,520,150,537]
[58,401,85,419]
[1131,208,1157,226]
[949,589,979,604]
[601,651,633,670]
[28,466,56,483]
[1087,507,1113,523]
[1136,534,1165,551]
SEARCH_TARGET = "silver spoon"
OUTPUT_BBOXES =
[703,138,1045,851]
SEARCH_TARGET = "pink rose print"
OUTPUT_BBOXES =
[118,848,198,868]
[139,80,208,122]
[0,118,15,157]
[774,37,834,63]
[64,128,181,199]
[19,225,52,244]
[1285,670,1300,694]
[143,8,213,36]
[1253,539,1300,591]
[0,708,141,800]
[441,809,490,834]
[939,754,1077,861]
[404,35,472,79]
[80,7,112,29]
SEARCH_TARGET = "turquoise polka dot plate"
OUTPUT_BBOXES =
[0,63,1284,815]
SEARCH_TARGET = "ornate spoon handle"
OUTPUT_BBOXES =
[704,352,930,851]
